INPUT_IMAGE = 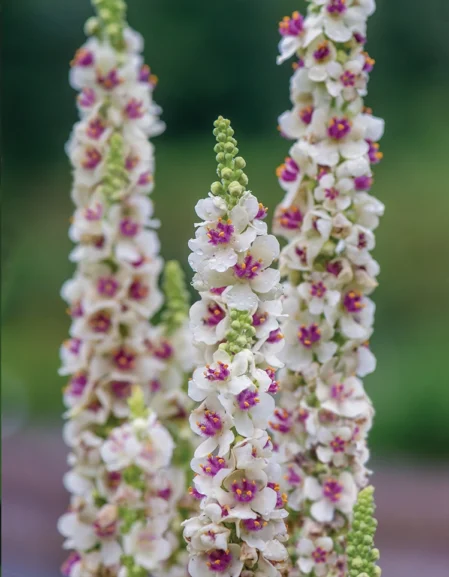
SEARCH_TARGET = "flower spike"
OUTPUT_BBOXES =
[183,118,289,577]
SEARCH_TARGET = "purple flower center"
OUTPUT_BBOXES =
[299,105,314,125]
[97,69,122,90]
[89,311,111,333]
[279,11,304,36]
[327,0,347,14]
[93,517,117,538]
[312,547,328,564]
[113,347,136,371]
[204,304,226,326]
[256,203,268,219]
[197,410,223,437]
[366,139,383,164]
[266,367,280,394]
[231,478,257,502]
[278,206,303,230]
[354,32,366,45]
[237,389,260,411]
[313,41,331,62]
[286,466,302,486]
[125,154,139,171]
[340,70,356,87]
[323,479,343,503]
[276,157,299,182]
[125,98,144,119]
[310,281,327,298]
[120,218,139,237]
[330,436,346,453]
[66,338,82,355]
[189,486,205,500]
[154,341,173,360]
[128,279,149,301]
[267,328,283,344]
[295,246,307,265]
[326,260,343,276]
[343,290,364,313]
[84,202,103,221]
[330,383,351,401]
[111,380,132,399]
[363,52,375,73]
[328,117,351,140]
[206,550,233,573]
[269,408,292,434]
[204,361,230,382]
[207,219,234,245]
[86,118,106,140]
[298,323,321,348]
[234,254,262,280]
[158,487,172,500]
[107,471,122,489]
[210,286,226,296]
[72,48,94,67]
[61,552,81,577]
[68,373,88,397]
[150,379,161,392]
[82,147,102,170]
[354,175,372,191]
[138,170,153,186]
[97,276,119,297]
[201,455,227,477]
[78,88,96,108]
[268,482,286,508]
[252,312,267,326]
[69,301,83,318]
[242,517,266,532]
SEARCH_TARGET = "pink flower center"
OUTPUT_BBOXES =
[330,383,351,401]
[367,139,383,164]
[207,219,234,246]
[363,52,375,73]
[61,552,81,577]
[86,118,106,140]
[110,380,132,399]
[68,373,88,397]
[82,147,102,170]
[269,408,292,434]
[204,361,230,382]
[252,312,267,326]
[327,260,343,276]
[97,69,122,90]
[113,347,136,371]
[97,276,119,297]
[78,87,96,108]
[340,70,356,87]
[328,117,351,140]
[298,323,321,348]
[268,481,287,508]
[154,341,173,360]
[138,170,153,186]
[295,246,307,265]
[256,203,268,219]
[267,328,283,343]
[128,279,149,301]
[286,466,302,486]
[120,218,139,237]
[93,518,117,538]
[354,175,373,191]
[71,48,94,67]
[89,311,112,333]
[231,478,257,502]
[300,105,314,125]
[210,286,226,296]
[125,154,139,171]
[330,436,346,453]
[325,187,339,200]
[266,367,280,393]
[242,516,267,532]
[323,479,343,502]
[312,546,328,563]
[206,550,233,573]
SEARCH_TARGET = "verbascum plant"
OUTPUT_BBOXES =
[183,117,290,577]
[58,1,195,576]
[270,1,384,576]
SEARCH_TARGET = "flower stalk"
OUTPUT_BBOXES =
[271,1,384,575]
[183,117,290,577]
[58,2,194,575]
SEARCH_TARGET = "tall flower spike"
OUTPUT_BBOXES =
[184,117,289,577]
[271,1,384,575]
[346,487,381,577]
[58,2,194,576]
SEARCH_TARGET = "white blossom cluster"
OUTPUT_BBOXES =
[183,117,290,577]
[58,5,194,576]
[271,2,384,575]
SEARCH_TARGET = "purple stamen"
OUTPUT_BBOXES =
[237,389,260,411]
[207,219,234,246]
[279,11,304,37]
[323,479,343,503]
[204,362,230,382]
[328,117,351,140]
[128,279,149,301]
[206,550,233,573]
[125,98,144,119]
[110,380,132,399]
[200,455,227,477]
[312,547,328,564]
[197,411,223,437]
[267,328,283,344]
[298,323,321,348]
[314,41,331,62]
[310,281,327,298]
[68,372,88,397]
[276,157,299,182]
[78,88,96,108]
[327,0,347,14]
[234,254,263,280]
[97,276,119,297]
[343,290,364,313]
[242,517,266,532]
[204,304,226,326]
[231,478,257,503]
[278,206,303,230]
[120,218,139,237]
[354,175,372,191]
[86,118,106,140]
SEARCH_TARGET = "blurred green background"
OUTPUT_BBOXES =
[2,0,449,457]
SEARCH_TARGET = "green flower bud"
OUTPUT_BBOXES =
[347,486,381,577]
[161,260,190,335]
[128,386,148,420]
[91,0,127,50]
[101,132,130,201]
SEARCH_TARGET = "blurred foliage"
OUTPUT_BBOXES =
[2,0,449,457]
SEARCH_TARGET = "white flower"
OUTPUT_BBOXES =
[304,472,357,522]
[297,273,341,322]
[282,312,337,371]
[297,536,335,576]
[316,424,353,466]
[190,295,228,345]
[304,36,338,82]
[101,423,141,471]
[122,521,172,571]
[190,396,235,458]
[316,370,370,418]
[188,544,243,577]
